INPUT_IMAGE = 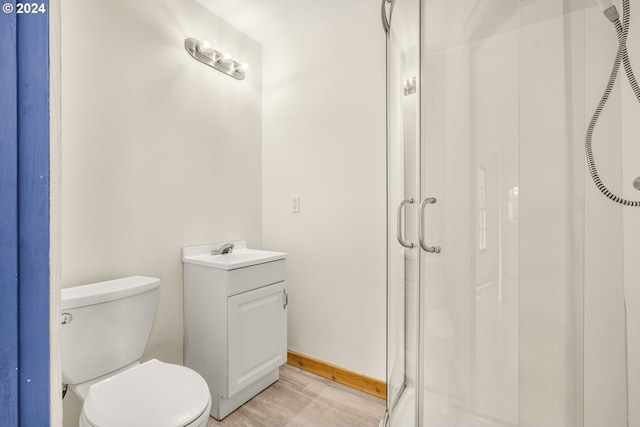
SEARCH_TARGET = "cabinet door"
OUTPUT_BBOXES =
[228,281,287,396]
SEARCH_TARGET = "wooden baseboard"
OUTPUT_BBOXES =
[287,350,386,400]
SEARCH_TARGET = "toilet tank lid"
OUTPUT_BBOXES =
[61,276,161,310]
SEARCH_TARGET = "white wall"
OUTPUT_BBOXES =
[519,3,639,425]
[61,0,262,423]
[262,1,387,380]
[622,8,640,422]
[584,1,640,425]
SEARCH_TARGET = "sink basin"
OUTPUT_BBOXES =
[182,241,287,270]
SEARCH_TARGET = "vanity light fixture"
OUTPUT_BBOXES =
[184,38,247,80]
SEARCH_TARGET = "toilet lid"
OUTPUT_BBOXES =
[82,359,210,427]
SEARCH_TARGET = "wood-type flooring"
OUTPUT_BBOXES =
[207,364,386,427]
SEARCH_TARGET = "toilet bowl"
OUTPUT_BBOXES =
[60,276,212,427]
[78,359,211,427]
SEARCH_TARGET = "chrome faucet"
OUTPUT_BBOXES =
[211,242,234,255]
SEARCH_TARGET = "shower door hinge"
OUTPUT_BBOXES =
[381,0,394,32]
[404,77,416,96]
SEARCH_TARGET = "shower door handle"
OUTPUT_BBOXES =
[396,198,415,249]
[419,197,441,254]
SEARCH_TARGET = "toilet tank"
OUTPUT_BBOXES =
[60,276,161,385]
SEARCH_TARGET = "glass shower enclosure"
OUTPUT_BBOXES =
[383,0,639,426]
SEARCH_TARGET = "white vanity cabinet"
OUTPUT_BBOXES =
[182,241,287,420]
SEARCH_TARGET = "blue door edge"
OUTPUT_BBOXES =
[0,2,52,426]
[0,7,20,427]
[17,3,51,425]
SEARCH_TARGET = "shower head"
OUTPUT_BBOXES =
[597,0,620,22]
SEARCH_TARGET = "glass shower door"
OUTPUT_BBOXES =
[385,0,521,425]
[385,0,420,423]
[419,1,520,425]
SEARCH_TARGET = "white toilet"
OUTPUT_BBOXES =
[60,276,212,427]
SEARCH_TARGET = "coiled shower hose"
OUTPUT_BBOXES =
[586,0,640,206]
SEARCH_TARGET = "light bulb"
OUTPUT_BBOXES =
[198,40,213,54]
[234,62,249,74]
[222,52,233,63]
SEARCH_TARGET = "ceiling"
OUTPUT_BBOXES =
[195,0,365,44]
[195,0,596,47]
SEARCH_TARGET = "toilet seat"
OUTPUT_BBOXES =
[80,359,211,427]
